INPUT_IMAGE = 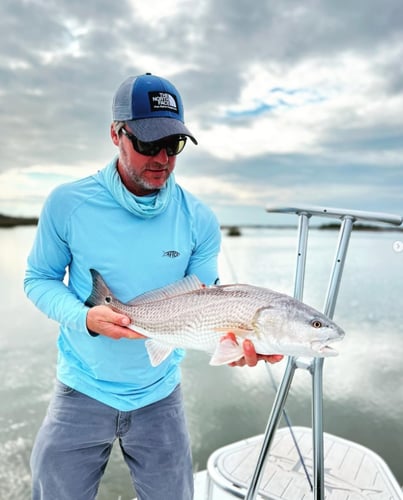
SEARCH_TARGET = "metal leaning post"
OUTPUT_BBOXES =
[243,205,403,500]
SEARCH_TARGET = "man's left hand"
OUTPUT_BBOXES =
[222,332,284,367]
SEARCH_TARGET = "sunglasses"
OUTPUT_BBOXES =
[120,128,187,157]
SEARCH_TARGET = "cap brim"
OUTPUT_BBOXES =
[126,117,198,145]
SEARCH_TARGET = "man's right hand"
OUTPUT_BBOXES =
[86,305,145,340]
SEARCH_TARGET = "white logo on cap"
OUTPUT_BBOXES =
[149,92,179,113]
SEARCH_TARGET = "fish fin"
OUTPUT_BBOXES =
[145,339,174,367]
[129,275,204,305]
[209,338,244,366]
[85,269,114,307]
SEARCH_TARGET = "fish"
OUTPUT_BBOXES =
[85,269,345,367]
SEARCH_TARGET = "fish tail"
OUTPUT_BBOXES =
[85,269,114,307]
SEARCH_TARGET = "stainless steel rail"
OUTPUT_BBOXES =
[243,205,402,500]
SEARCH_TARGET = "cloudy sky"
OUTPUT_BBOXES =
[1,0,402,225]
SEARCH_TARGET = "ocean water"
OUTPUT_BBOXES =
[0,225,402,499]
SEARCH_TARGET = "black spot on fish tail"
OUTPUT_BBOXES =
[85,269,114,308]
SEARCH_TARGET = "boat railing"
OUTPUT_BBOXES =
[207,205,402,500]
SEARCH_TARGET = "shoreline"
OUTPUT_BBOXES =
[0,214,39,228]
[1,215,401,232]
[221,223,403,233]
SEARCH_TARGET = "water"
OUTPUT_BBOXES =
[0,226,402,499]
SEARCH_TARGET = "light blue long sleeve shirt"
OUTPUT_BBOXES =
[24,159,221,410]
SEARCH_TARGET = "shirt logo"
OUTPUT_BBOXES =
[163,250,180,258]
[149,92,179,114]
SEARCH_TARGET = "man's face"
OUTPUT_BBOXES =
[112,124,177,196]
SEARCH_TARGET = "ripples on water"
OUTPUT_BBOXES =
[1,226,402,499]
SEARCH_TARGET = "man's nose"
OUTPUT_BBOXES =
[153,147,169,164]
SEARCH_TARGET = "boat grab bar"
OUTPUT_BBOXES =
[266,204,403,226]
[244,205,402,500]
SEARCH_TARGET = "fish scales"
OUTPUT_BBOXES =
[123,286,270,350]
[130,286,268,331]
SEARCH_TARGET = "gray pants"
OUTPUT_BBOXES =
[31,381,194,500]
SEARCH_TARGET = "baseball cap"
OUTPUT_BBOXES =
[112,73,197,144]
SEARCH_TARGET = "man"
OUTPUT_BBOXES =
[24,73,282,500]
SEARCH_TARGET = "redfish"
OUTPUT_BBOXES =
[85,270,345,366]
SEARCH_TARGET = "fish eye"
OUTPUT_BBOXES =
[311,319,323,328]
[105,296,112,304]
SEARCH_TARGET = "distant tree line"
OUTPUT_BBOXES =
[0,214,38,227]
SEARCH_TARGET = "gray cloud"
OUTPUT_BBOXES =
[0,0,402,221]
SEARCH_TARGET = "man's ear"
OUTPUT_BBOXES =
[110,123,120,146]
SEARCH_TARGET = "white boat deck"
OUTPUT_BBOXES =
[198,426,403,499]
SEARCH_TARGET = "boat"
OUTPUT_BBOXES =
[194,427,403,499]
[192,205,403,500]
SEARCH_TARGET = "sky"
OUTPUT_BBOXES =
[1,0,402,226]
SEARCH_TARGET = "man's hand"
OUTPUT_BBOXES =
[86,305,145,340]
[222,332,284,367]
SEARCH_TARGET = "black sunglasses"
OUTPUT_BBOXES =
[120,128,187,157]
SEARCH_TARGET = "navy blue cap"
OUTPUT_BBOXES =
[112,73,197,144]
